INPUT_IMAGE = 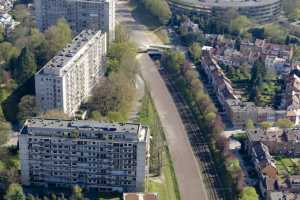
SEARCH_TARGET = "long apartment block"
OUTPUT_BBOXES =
[34,0,115,39]
[35,29,106,116]
[19,118,150,192]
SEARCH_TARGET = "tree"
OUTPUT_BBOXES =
[239,187,258,200]
[0,26,4,42]
[188,43,202,62]
[27,194,36,200]
[259,121,272,130]
[4,183,25,200]
[70,185,86,200]
[44,18,72,59]
[88,73,135,117]
[90,111,102,121]
[246,119,255,129]
[250,58,266,103]
[142,0,171,24]
[0,42,19,65]
[0,121,11,145]
[17,95,38,123]
[13,47,37,84]
[292,8,300,20]
[230,15,252,34]
[29,28,46,51]
[114,25,130,43]
[275,118,294,129]
[161,50,185,74]
[235,37,241,51]
[264,23,287,44]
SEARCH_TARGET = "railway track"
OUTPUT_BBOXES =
[159,68,230,200]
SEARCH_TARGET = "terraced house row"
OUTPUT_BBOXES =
[200,38,300,127]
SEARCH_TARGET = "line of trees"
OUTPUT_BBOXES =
[3,183,112,200]
[161,50,224,139]
[161,50,259,199]
[87,25,137,122]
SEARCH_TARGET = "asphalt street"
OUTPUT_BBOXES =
[116,1,210,199]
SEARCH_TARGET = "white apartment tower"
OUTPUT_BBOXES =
[19,118,150,192]
[35,30,107,116]
[34,0,115,39]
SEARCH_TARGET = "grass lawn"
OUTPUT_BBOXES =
[153,28,170,44]
[147,151,180,200]
[139,92,180,200]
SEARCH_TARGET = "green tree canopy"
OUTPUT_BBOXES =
[188,43,202,62]
[4,183,25,200]
[246,119,255,129]
[70,185,86,200]
[230,15,252,34]
[0,42,19,65]
[141,0,171,24]
[45,18,72,59]
[239,187,259,200]
[17,95,38,123]
[264,23,287,44]
[13,47,37,84]
[275,118,294,129]
[161,50,185,74]
[0,121,11,145]
[259,121,272,130]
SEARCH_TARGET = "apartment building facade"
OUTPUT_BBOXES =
[19,118,150,192]
[34,0,115,39]
[35,30,106,116]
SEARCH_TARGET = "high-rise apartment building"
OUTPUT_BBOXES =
[35,30,106,116]
[19,118,150,192]
[34,0,115,39]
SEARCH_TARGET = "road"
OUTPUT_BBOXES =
[116,1,210,199]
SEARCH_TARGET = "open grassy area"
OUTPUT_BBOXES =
[153,28,170,44]
[138,92,180,200]
[147,150,180,200]
[275,157,300,180]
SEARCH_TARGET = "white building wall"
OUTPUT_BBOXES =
[35,31,107,116]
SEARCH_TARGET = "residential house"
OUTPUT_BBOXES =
[250,142,277,179]
[0,13,19,34]
[265,55,291,74]
[255,39,293,60]
[268,191,300,200]
[287,175,300,193]
[246,127,300,156]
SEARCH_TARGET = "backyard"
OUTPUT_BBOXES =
[275,157,300,180]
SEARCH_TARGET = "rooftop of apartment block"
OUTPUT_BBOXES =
[21,118,148,141]
[38,29,101,74]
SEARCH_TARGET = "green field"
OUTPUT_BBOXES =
[147,149,180,200]
[139,92,181,200]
